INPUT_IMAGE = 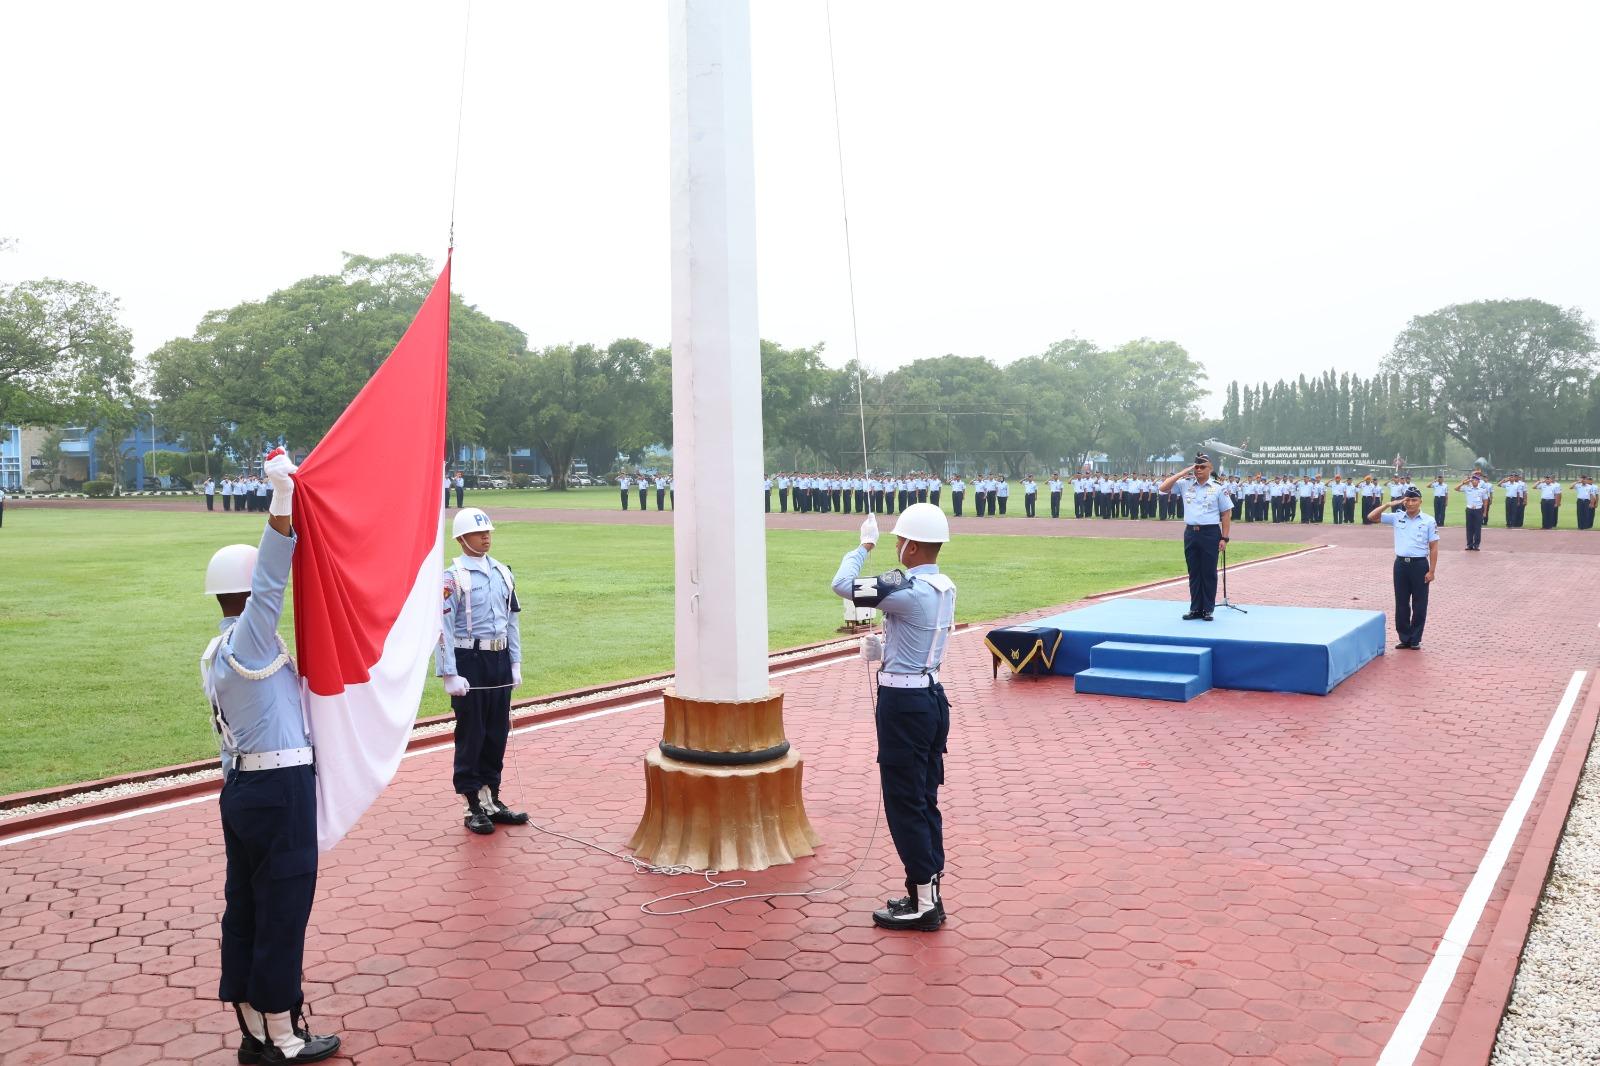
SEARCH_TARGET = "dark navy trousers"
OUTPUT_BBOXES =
[218,763,317,1013]
[1183,525,1222,614]
[876,683,950,885]
[1466,507,1484,548]
[451,647,513,796]
[1392,557,1431,645]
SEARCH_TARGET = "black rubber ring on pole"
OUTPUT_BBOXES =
[658,741,791,766]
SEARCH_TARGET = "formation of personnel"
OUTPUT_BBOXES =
[203,476,275,512]
[617,472,674,511]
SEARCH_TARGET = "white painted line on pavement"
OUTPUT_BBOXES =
[1377,669,1589,1066]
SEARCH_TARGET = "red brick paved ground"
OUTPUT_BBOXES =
[2,525,1596,1065]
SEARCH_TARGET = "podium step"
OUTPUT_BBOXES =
[1088,641,1213,687]
[1074,667,1210,702]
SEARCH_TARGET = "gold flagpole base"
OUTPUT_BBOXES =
[628,688,820,873]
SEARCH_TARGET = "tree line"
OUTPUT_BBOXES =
[1217,300,1599,470]
[4,251,1595,488]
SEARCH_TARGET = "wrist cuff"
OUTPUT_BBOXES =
[269,490,293,517]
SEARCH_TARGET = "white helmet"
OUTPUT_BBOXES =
[891,502,950,543]
[205,544,257,595]
[451,507,495,540]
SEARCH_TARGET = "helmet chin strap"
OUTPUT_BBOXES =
[457,538,488,558]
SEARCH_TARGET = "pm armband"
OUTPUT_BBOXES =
[852,568,908,607]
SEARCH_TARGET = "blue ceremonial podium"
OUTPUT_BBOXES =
[1034,599,1386,697]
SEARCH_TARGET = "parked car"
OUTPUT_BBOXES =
[139,474,194,491]
[527,475,548,487]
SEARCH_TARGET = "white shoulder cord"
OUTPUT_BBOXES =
[219,622,294,682]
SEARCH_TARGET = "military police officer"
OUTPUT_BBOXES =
[1158,453,1233,621]
[203,449,341,1064]
[436,507,530,834]
[1368,485,1438,649]
[832,503,956,931]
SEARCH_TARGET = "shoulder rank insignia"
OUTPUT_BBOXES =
[851,568,908,608]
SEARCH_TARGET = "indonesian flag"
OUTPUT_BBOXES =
[291,256,451,851]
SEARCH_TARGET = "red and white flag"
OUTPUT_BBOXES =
[291,256,451,851]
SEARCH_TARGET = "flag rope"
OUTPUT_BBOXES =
[447,0,474,250]
[824,0,870,474]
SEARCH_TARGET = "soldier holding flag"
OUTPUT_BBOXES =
[203,448,341,1063]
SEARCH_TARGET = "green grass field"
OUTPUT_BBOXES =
[0,506,1298,793]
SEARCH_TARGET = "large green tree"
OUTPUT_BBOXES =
[1382,299,1598,466]
[146,253,522,459]
[0,278,136,427]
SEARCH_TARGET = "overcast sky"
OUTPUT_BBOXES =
[4,1,1598,415]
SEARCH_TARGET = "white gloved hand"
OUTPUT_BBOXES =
[263,451,298,493]
[442,674,470,698]
[859,514,879,550]
[511,663,522,688]
[264,450,298,517]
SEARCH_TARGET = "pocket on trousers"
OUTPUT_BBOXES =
[271,847,317,880]
[226,773,287,811]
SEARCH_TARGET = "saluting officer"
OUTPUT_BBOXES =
[832,503,956,931]
[1368,485,1438,649]
[203,449,341,1064]
[436,507,530,835]
[1158,453,1233,621]
[1574,474,1596,530]
[950,475,965,517]
[1048,474,1063,518]
[618,473,632,510]
[1431,474,1449,526]
[1456,472,1490,549]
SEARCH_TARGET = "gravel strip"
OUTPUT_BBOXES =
[1491,732,1600,1064]
[0,639,862,825]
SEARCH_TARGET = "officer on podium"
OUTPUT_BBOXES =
[832,503,956,932]
[1158,452,1233,621]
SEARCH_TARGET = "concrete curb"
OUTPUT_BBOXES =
[1438,669,1600,1065]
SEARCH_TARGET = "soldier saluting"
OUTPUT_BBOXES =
[1158,452,1233,621]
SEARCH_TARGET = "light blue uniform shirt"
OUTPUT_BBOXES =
[1175,477,1233,524]
[207,527,308,778]
[435,553,522,676]
[1381,509,1439,557]
[831,547,956,675]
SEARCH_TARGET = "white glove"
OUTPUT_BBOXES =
[264,451,298,516]
[442,674,470,698]
[511,663,522,688]
[859,514,879,549]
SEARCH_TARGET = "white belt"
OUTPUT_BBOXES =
[234,746,314,772]
[878,671,939,689]
[454,636,508,651]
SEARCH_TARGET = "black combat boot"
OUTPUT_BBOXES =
[463,794,495,835]
[482,786,529,826]
[872,874,945,931]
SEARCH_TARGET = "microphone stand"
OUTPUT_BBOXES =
[1217,544,1247,614]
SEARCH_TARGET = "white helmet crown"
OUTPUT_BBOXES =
[451,507,495,540]
[205,544,257,595]
[891,502,950,544]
